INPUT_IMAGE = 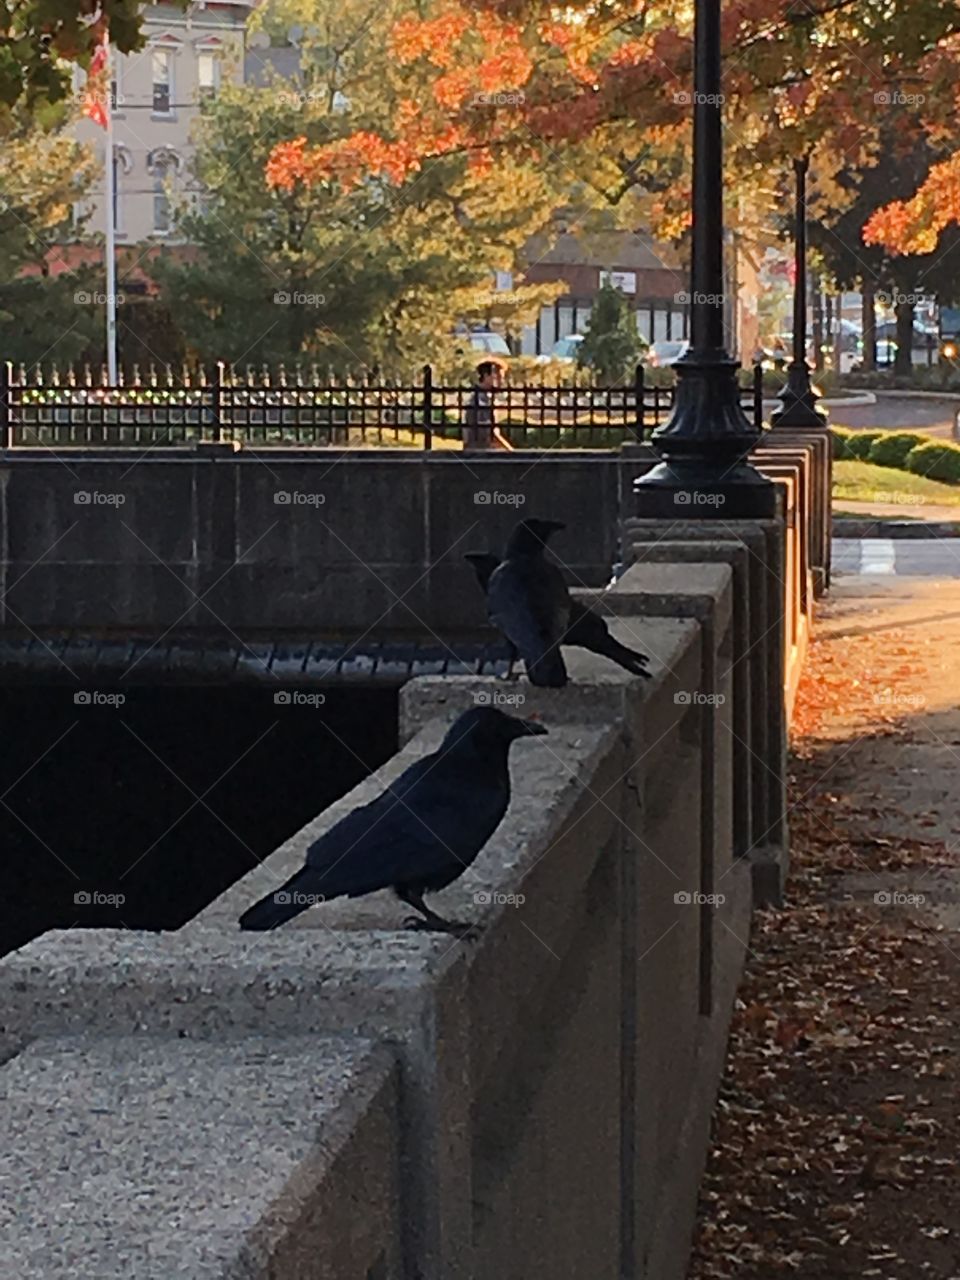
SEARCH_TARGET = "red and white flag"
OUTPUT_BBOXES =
[82,30,110,129]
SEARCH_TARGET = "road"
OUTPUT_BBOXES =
[834,537,960,576]
[830,394,958,438]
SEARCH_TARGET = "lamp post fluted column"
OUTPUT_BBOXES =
[771,155,826,428]
[634,0,775,519]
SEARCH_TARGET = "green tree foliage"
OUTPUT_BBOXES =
[0,1,148,131]
[150,0,562,373]
[0,118,101,367]
[576,283,645,386]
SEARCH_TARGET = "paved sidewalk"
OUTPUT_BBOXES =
[689,571,960,1279]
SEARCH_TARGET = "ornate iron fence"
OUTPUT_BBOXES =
[0,361,764,449]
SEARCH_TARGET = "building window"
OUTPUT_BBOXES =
[152,49,172,115]
[197,53,218,101]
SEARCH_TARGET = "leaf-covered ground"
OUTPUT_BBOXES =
[688,584,960,1279]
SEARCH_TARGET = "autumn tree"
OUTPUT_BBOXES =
[0,1,148,132]
[0,111,103,366]
[806,119,960,374]
[152,0,562,372]
[263,0,960,261]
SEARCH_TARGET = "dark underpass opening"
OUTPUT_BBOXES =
[0,684,398,959]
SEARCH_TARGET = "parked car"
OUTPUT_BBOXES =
[646,340,689,368]
[467,331,513,360]
[546,334,584,363]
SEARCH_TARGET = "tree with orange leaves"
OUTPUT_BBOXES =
[150,0,563,372]
[263,0,960,255]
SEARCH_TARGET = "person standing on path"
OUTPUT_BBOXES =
[463,360,514,450]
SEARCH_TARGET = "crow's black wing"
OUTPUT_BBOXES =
[301,751,508,896]
[240,745,509,930]
[488,559,569,687]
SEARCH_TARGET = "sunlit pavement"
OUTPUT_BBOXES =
[831,394,958,438]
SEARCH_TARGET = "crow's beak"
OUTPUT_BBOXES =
[543,520,566,533]
[517,718,548,737]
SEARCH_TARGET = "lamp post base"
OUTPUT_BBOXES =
[633,458,780,519]
[771,363,827,429]
[633,355,779,519]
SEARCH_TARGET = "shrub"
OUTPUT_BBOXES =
[868,431,931,469]
[905,440,960,483]
[829,426,858,459]
[844,429,885,460]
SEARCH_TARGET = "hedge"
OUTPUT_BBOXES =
[844,429,886,460]
[829,426,858,459]
[868,431,931,469]
[905,440,960,484]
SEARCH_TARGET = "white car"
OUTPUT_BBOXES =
[467,331,512,359]
[646,340,689,368]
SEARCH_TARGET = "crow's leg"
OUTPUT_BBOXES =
[500,643,520,681]
[396,886,478,936]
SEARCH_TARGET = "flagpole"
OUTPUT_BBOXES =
[104,35,118,384]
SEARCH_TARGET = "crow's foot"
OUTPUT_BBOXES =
[403,915,481,940]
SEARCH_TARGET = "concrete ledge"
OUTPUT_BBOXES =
[0,1035,400,1279]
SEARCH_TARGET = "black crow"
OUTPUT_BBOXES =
[465,546,652,681]
[484,518,570,687]
[239,706,547,934]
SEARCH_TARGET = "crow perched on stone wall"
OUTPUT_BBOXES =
[239,707,546,934]
[483,518,571,687]
[465,544,651,681]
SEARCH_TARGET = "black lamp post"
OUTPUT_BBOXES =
[771,156,826,428]
[634,0,775,519]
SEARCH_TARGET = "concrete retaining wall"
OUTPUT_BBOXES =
[0,428,829,639]
[0,427,830,1277]
[0,571,756,1279]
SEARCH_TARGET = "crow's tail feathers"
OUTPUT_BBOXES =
[239,865,330,931]
[597,635,653,678]
[526,645,568,688]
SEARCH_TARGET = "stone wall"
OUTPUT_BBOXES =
[0,435,827,639]
[0,427,829,1277]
